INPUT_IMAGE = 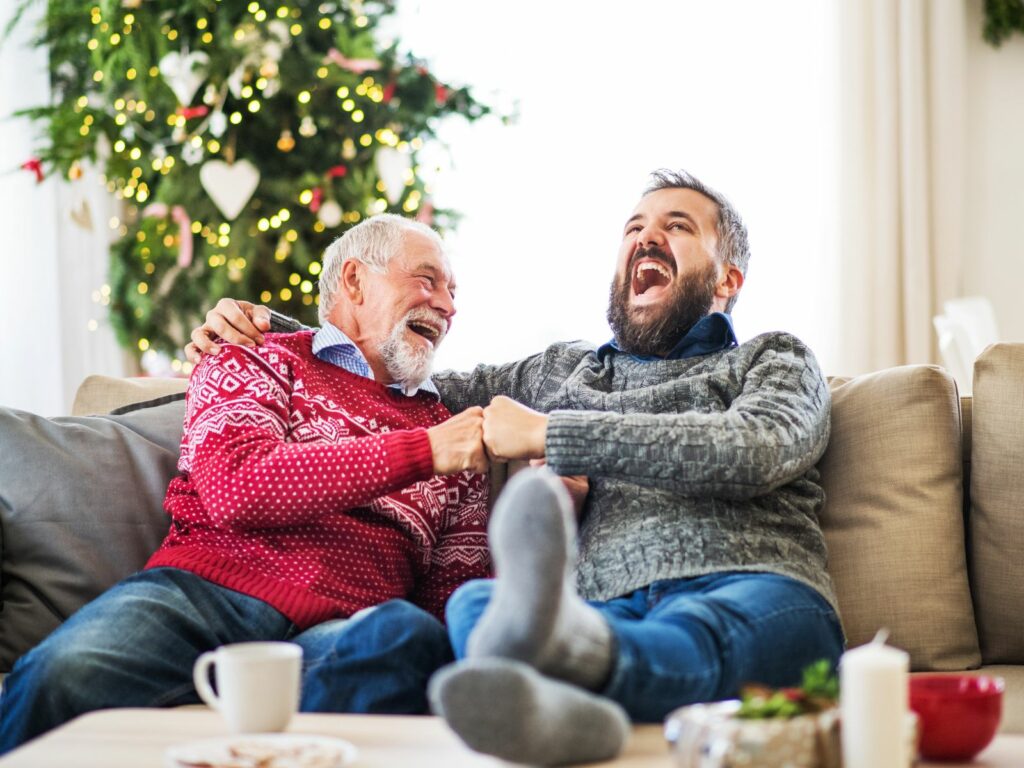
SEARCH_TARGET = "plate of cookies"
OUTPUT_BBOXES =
[164,733,357,768]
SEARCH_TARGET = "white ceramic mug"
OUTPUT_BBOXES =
[193,642,302,733]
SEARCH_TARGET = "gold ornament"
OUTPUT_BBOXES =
[342,138,356,160]
[68,161,83,180]
[276,130,296,152]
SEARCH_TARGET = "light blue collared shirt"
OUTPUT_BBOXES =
[312,322,439,398]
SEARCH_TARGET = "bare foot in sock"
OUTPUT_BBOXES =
[467,467,612,690]
[429,658,630,767]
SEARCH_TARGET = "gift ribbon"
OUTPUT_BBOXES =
[21,157,44,183]
[143,203,194,267]
[325,48,380,74]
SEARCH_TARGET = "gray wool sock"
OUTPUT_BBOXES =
[429,658,630,767]
[467,467,613,691]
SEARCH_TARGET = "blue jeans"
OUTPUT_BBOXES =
[446,571,845,722]
[0,568,452,754]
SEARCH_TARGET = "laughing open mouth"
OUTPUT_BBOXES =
[407,319,443,345]
[631,259,673,296]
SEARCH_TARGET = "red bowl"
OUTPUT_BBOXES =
[909,674,1004,761]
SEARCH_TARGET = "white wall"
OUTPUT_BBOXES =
[0,2,63,414]
[963,0,1024,341]
[396,0,841,375]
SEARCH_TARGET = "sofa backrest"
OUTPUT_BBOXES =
[5,355,1020,675]
[968,343,1024,665]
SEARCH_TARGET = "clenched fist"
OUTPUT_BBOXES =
[426,407,488,475]
[483,395,548,462]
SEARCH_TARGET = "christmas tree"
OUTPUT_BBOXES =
[10,0,493,368]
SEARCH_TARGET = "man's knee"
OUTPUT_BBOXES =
[445,579,493,623]
[344,600,450,656]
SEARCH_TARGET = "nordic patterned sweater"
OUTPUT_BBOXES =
[146,331,490,627]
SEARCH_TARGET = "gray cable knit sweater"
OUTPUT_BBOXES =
[271,315,835,610]
[431,332,835,611]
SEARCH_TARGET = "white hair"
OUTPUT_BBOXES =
[317,213,444,323]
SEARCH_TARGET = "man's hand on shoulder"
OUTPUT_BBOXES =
[185,298,272,364]
[483,395,548,462]
[427,407,488,475]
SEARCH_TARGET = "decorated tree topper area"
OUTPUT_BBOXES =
[11,0,495,364]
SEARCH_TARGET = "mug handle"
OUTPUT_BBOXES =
[193,651,221,712]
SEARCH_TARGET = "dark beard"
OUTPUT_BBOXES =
[606,248,719,357]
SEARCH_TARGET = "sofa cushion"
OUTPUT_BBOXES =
[969,343,1024,664]
[818,365,981,670]
[0,401,185,672]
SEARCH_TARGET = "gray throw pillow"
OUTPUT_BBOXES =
[0,400,185,672]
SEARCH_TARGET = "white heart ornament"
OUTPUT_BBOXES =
[159,50,210,105]
[199,160,261,220]
[374,148,412,205]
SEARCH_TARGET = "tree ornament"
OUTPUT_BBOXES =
[68,161,83,180]
[159,50,210,105]
[325,48,381,74]
[374,147,411,205]
[317,200,343,228]
[20,157,43,183]
[182,142,204,165]
[199,159,261,220]
[299,116,317,137]
[309,186,324,213]
[209,110,227,138]
[415,200,435,226]
[276,130,296,152]
[69,198,93,230]
[342,139,357,160]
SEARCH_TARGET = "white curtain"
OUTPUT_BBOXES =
[836,0,967,375]
[0,3,125,415]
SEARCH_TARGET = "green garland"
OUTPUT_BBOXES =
[9,0,496,362]
[984,0,1024,46]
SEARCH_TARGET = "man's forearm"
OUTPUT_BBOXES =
[544,348,831,499]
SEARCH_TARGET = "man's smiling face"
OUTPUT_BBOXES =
[358,230,456,385]
[607,187,733,356]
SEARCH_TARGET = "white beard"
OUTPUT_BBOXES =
[377,308,445,390]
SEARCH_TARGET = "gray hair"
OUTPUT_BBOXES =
[318,213,444,323]
[644,169,750,313]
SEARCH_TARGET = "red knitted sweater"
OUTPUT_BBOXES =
[145,331,490,627]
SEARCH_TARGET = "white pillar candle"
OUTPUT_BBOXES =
[840,631,910,768]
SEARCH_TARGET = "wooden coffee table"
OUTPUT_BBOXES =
[0,708,1019,767]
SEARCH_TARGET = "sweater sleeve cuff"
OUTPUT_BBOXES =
[544,411,596,477]
[269,309,313,333]
[380,427,435,488]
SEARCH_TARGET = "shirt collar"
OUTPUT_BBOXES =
[312,322,439,398]
[597,312,739,362]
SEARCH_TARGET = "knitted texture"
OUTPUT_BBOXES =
[430,333,836,609]
[147,331,490,627]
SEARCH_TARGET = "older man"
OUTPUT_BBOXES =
[189,170,844,766]
[0,214,490,754]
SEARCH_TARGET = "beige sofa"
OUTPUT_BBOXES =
[2,344,1022,729]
